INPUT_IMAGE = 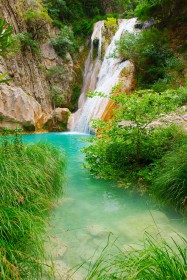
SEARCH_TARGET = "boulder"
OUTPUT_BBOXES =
[135,23,143,29]
[44,108,71,131]
[0,85,45,131]
[135,18,154,30]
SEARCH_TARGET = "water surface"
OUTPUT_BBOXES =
[23,133,187,279]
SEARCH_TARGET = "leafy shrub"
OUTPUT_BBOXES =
[15,32,41,56]
[46,66,68,108]
[0,18,15,83]
[83,87,187,186]
[0,18,15,57]
[0,131,65,278]
[73,18,93,36]
[46,65,67,81]
[24,8,52,40]
[50,86,67,108]
[116,28,185,89]
[51,26,76,57]
[151,140,187,211]
[44,0,70,21]
[135,0,187,24]
[44,0,121,36]
[104,17,117,30]
[117,28,185,88]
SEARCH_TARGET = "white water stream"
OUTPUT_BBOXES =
[68,18,137,133]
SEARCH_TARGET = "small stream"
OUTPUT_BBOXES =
[23,132,187,279]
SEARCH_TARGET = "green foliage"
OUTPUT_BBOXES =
[44,0,70,21]
[71,84,82,109]
[120,0,140,18]
[24,8,52,40]
[44,0,121,36]
[0,72,12,84]
[135,0,187,23]
[46,65,66,81]
[15,32,41,56]
[84,233,187,280]
[46,66,68,108]
[83,86,187,191]
[116,28,185,89]
[104,17,117,30]
[0,18,15,84]
[44,0,104,22]
[0,130,65,278]
[0,18,15,57]
[151,141,187,211]
[51,26,76,57]
[51,86,67,108]
[72,18,93,36]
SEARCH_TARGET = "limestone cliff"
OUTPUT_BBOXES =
[0,0,75,131]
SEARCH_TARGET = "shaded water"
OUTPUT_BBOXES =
[23,133,187,279]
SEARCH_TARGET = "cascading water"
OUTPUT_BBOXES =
[68,18,137,133]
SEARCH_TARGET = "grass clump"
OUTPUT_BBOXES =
[151,141,187,211]
[0,131,65,279]
[84,234,187,280]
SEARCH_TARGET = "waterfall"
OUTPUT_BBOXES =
[68,18,137,133]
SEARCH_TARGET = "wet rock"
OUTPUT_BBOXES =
[135,18,154,30]
[142,18,155,30]
[135,23,144,29]
[147,106,187,130]
[86,224,110,237]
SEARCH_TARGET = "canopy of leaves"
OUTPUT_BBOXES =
[51,26,76,57]
[135,0,187,24]
[44,0,121,35]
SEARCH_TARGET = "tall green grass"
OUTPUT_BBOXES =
[83,233,187,280]
[0,132,65,279]
[151,140,187,211]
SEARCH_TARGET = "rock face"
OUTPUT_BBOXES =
[0,0,75,131]
[0,84,45,131]
[101,61,136,122]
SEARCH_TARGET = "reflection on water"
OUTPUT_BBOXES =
[23,133,187,279]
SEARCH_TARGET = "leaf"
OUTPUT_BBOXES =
[125,139,132,145]
[0,72,12,83]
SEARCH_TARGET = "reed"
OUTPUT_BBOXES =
[151,140,187,211]
[84,233,187,280]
